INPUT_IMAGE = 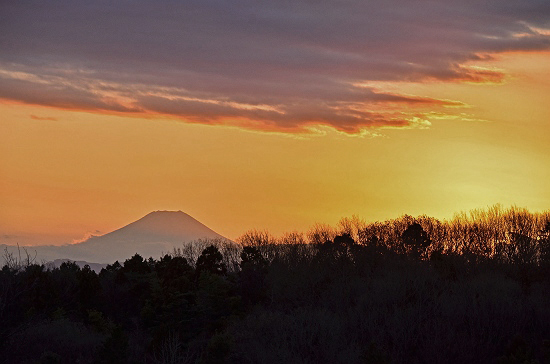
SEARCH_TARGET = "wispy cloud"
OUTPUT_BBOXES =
[71,230,102,244]
[0,0,548,133]
[30,115,58,121]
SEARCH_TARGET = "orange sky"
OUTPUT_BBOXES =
[1,2,550,245]
[1,51,549,245]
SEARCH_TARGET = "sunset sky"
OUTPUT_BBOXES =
[1,1,549,245]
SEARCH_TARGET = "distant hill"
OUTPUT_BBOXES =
[45,259,108,273]
[1,211,229,265]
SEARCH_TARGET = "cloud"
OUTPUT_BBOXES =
[0,0,548,133]
[30,115,58,121]
[71,230,102,244]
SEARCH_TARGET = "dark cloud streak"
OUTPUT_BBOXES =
[30,115,58,121]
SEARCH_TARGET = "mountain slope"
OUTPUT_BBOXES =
[81,210,225,246]
[70,210,228,263]
[3,211,229,265]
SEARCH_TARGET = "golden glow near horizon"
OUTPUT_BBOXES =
[1,51,549,246]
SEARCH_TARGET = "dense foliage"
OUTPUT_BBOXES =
[1,206,549,363]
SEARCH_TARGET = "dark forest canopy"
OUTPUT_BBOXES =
[1,205,550,363]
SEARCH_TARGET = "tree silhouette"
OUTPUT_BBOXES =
[156,255,193,281]
[539,220,550,268]
[239,246,268,305]
[333,233,355,249]
[196,245,226,277]
[240,246,267,271]
[122,254,150,274]
[401,222,431,257]
[155,254,193,293]
[77,264,100,310]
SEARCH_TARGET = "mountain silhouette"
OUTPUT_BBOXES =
[2,211,228,264]
[81,210,225,246]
